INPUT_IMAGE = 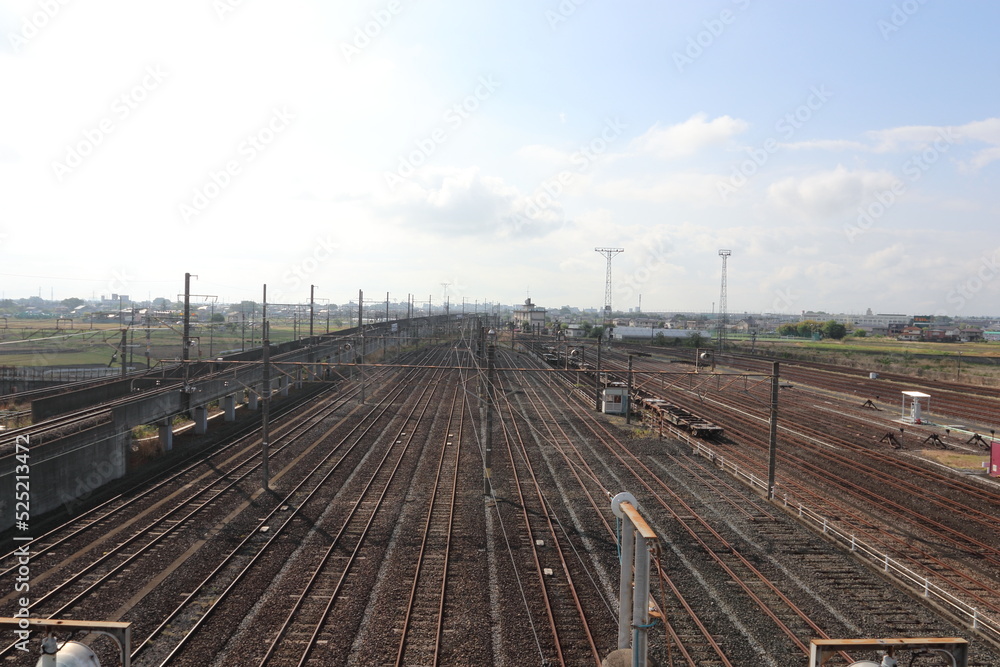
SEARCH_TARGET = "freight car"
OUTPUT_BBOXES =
[640,397,724,438]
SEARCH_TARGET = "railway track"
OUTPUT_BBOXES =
[392,380,465,666]
[599,346,1000,652]
[6,332,1000,665]
[0,348,431,666]
[516,342,990,664]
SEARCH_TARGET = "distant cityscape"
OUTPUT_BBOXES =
[3,295,999,344]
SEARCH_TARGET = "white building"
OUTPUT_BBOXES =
[513,298,546,329]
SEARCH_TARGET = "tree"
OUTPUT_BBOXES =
[684,331,708,348]
[853,329,867,338]
[588,325,605,339]
[777,323,798,337]
[61,297,84,309]
[823,320,847,340]
[211,313,225,323]
[796,320,824,338]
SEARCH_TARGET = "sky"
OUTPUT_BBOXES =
[2,0,999,318]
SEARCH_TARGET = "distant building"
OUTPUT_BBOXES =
[513,298,546,329]
[958,328,984,342]
[802,309,909,330]
[610,327,713,342]
[628,318,662,328]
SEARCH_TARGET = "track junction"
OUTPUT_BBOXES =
[3,326,1000,665]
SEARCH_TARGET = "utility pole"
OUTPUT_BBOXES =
[182,273,192,364]
[767,361,779,500]
[626,354,633,424]
[595,334,603,412]
[718,249,731,353]
[261,321,271,491]
[120,329,127,379]
[310,284,315,339]
[208,302,215,357]
[595,247,624,328]
[358,289,365,404]
[484,333,495,496]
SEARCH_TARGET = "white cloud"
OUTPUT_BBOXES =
[766,166,898,219]
[783,139,868,152]
[630,113,748,159]
[514,144,569,164]
[597,172,721,204]
[784,118,1000,170]
[379,166,568,239]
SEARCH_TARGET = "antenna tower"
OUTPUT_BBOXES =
[718,249,731,352]
[595,247,624,326]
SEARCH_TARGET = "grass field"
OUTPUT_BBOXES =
[0,317,349,368]
[726,336,1000,386]
[920,450,992,471]
[742,336,1000,357]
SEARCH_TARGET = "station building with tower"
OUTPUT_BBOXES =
[513,297,546,330]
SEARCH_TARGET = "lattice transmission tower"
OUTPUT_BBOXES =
[718,249,731,352]
[595,247,624,327]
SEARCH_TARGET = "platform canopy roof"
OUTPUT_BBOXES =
[901,391,931,399]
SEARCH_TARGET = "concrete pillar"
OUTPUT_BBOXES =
[159,419,173,451]
[248,386,259,410]
[224,394,236,422]
[193,405,208,435]
[279,375,289,397]
[295,367,303,389]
